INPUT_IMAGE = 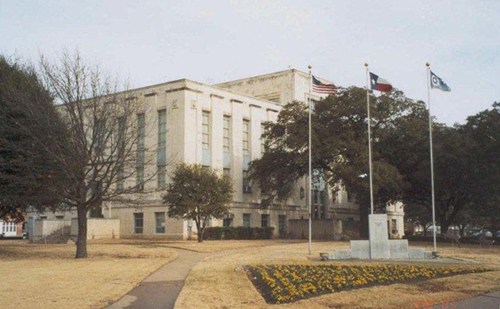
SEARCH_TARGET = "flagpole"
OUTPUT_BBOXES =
[426,62,437,255]
[364,63,375,215]
[307,65,312,256]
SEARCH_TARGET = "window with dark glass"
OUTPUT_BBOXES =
[261,214,270,228]
[136,113,145,190]
[116,116,126,192]
[202,111,211,166]
[223,218,232,227]
[223,115,230,153]
[278,215,286,236]
[242,119,250,156]
[243,213,251,227]
[155,212,165,233]
[157,110,167,188]
[134,213,143,234]
[260,123,266,156]
[242,170,251,193]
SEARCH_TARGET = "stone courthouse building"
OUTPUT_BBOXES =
[29,69,404,240]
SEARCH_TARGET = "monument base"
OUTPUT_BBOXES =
[327,214,433,260]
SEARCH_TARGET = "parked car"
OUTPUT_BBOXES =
[467,228,493,239]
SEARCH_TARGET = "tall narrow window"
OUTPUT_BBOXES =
[261,214,270,228]
[242,119,250,156]
[157,110,167,188]
[155,212,165,233]
[242,119,251,193]
[202,111,211,166]
[134,213,143,234]
[242,170,251,193]
[223,115,231,170]
[116,117,126,192]
[278,215,286,237]
[260,123,266,156]
[202,111,210,150]
[223,116,231,153]
[136,113,145,190]
[223,216,233,227]
[243,213,251,227]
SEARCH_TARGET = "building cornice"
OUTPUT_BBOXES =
[165,86,203,94]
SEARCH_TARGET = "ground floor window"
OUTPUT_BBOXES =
[261,214,270,228]
[155,212,165,233]
[243,213,251,227]
[134,213,143,234]
[1,222,17,234]
[278,215,286,237]
[223,218,232,227]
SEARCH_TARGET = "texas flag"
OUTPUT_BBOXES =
[369,72,393,92]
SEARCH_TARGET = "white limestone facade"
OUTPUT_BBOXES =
[29,69,369,240]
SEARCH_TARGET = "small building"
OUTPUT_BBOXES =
[0,219,24,238]
[386,202,405,239]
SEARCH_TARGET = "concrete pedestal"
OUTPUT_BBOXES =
[328,214,432,260]
[369,214,390,259]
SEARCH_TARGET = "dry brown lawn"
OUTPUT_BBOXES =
[1,239,498,309]
[0,239,178,309]
[0,238,296,309]
[175,241,500,309]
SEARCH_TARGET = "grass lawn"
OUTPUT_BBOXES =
[0,238,294,309]
[174,241,500,309]
[0,239,178,309]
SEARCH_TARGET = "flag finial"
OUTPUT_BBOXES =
[364,62,368,68]
[308,65,312,70]
[426,62,430,67]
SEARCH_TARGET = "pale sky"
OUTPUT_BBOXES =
[1,0,499,125]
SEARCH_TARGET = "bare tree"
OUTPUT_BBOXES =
[39,51,156,258]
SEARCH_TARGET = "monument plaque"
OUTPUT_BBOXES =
[369,214,390,259]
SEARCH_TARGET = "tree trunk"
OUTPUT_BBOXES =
[459,224,466,237]
[195,220,203,243]
[76,205,88,258]
[440,227,447,236]
[440,221,449,236]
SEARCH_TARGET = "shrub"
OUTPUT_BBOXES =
[222,227,235,240]
[203,227,223,240]
[204,226,275,240]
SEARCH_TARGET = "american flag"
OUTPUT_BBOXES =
[312,75,336,94]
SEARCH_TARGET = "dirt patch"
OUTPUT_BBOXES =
[415,280,451,293]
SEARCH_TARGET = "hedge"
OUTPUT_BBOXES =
[204,227,274,240]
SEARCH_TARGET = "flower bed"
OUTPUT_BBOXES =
[246,264,489,304]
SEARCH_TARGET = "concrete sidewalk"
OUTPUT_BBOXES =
[432,291,500,309]
[106,250,204,309]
